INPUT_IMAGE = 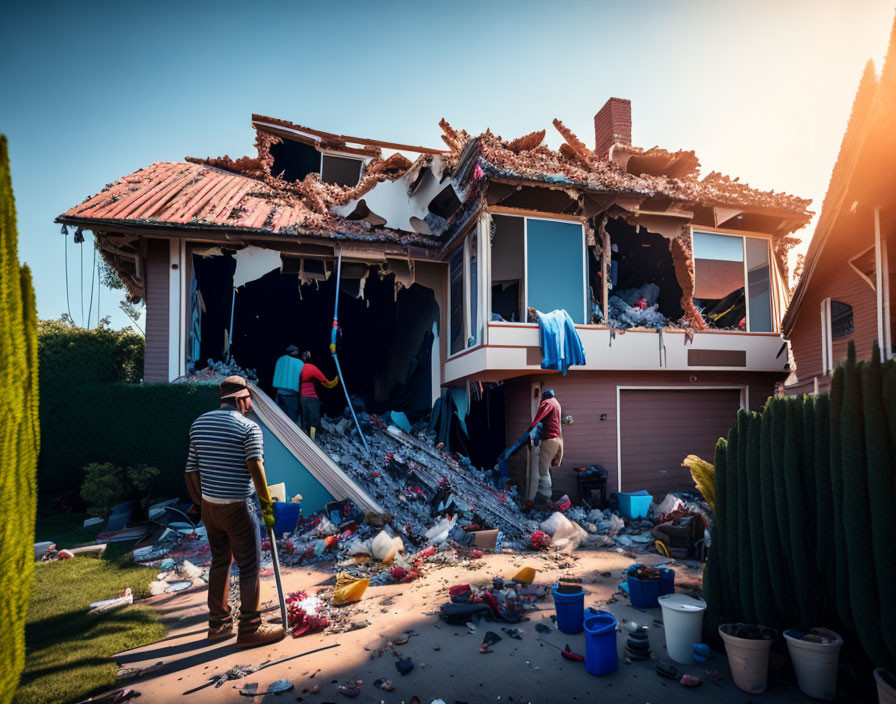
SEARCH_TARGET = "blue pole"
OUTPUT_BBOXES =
[331,248,370,455]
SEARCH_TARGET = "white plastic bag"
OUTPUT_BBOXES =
[370,530,404,562]
[539,511,587,552]
[424,515,456,544]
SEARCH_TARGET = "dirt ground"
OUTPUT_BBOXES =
[113,550,815,704]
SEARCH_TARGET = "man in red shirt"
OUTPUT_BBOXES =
[300,351,338,436]
[527,389,563,507]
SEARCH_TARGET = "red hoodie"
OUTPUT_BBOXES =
[530,397,562,439]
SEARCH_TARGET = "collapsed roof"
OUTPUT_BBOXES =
[57,99,813,302]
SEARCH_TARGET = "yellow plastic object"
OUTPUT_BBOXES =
[512,566,537,584]
[333,572,370,605]
[654,540,671,558]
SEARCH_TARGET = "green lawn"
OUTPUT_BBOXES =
[14,513,166,704]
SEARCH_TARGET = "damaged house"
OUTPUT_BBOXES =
[57,98,812,509]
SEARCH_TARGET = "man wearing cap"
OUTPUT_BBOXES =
[526,389,564,509]
[184,376,285,648]
[272,345,303,423]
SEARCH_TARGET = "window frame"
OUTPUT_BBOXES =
[689,227,779,333]
[319,152,366,187]
[485,212,588,326]
[820,297,855,374]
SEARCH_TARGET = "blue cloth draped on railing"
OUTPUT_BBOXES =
[535,309,586,375]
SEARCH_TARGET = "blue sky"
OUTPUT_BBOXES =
[1,0,893,330]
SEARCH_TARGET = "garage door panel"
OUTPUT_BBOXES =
[619,388,741,496]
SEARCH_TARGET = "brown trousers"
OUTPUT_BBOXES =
[201,499,261,633]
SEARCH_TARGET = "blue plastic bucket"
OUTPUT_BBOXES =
[584,610,619,676]
[551,585,585,634]
[618,491,653,520]
[627,565,675,608]
[272,501,302,537]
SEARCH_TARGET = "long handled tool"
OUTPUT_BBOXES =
[267,526,288,630]
[330,247,371,455]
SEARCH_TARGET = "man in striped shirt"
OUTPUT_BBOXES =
[185,375,285,648]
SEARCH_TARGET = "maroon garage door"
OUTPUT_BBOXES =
[619,388,742,496]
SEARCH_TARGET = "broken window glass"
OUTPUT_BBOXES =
[693,231,745,329]
[746,237,773,332]
[693,231,776,331]
[525,219,586,324]
[449,250,464,355]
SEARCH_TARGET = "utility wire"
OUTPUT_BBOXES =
[87,240,96,328]
[63,233,73,322]
[80,239,85,327]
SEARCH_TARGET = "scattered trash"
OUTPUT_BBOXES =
[535,623,552,634]
[337,680,362,698]
[373,678,395,692]
[680,674,702,687]
[116,661,163,683]
[76,689,140,703]
[561,645,585,662]
[89,588,133,613]
[480,631,502,653]
[502,627,523,640]
[395,656,414,675]
[655,661,680,679]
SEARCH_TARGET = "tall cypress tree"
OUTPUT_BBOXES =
[769,398,793,572]
[703,437,728,636]
[734,411,754,622]
[725,426,741,618]
[760,404,789,620]
[841,343,888,664]
[746,411,772,625]
[801,396,818,558]
[0,135,38,704]
[829,363,851,627]
[813,394,834,618]
[783,397,812,629]
[863,344,896,662]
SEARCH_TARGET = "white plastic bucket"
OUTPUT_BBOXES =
[877,669,896,704]
[719,624,777,694]
[784,628,842,700]
[658,594,706,663]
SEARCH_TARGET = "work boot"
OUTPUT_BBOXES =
[207,621,234,640]
[236,622,286,648]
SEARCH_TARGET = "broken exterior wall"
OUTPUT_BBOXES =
[670,229,707,329]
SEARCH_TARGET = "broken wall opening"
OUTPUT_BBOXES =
[268,138,321,182]
[193,253,439,419]
[605,218,683,327]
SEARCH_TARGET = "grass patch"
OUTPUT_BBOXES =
[14,517,165,704]
[33,512,102,549]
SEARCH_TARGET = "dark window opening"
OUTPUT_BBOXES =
[830,300,854,369]
[429,185,462,220]
[604,218,683,328]
[490,214,524,322]
[449,249,465,355]
[194,256,439,419]
[321,154,363,186]
[268,138,321,183]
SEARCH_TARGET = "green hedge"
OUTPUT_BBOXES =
[39,383,219,498]
[38,319,143,387]
[704,341,896,668]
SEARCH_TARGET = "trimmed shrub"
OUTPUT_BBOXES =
[746,412,772,626]
[80,463,161,517]
[0,135,39,704]
[702,437,727,636]
[784,397,811,629]
[863,346,896,658]
[39,383,218,500]
[735,411,754,623]
[829,363,852,627]
[724,426,741,618]
[813,394,834,615]
[37,321,144,492]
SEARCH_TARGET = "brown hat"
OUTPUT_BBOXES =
[220,375,250,400]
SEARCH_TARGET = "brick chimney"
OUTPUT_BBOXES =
[594,97,631,159]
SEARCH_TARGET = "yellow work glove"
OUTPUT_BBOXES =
[259,498,275,531]
[322,376,339,389]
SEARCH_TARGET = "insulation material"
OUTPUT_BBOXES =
[233,246,283,288]
[670,231,707,329]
